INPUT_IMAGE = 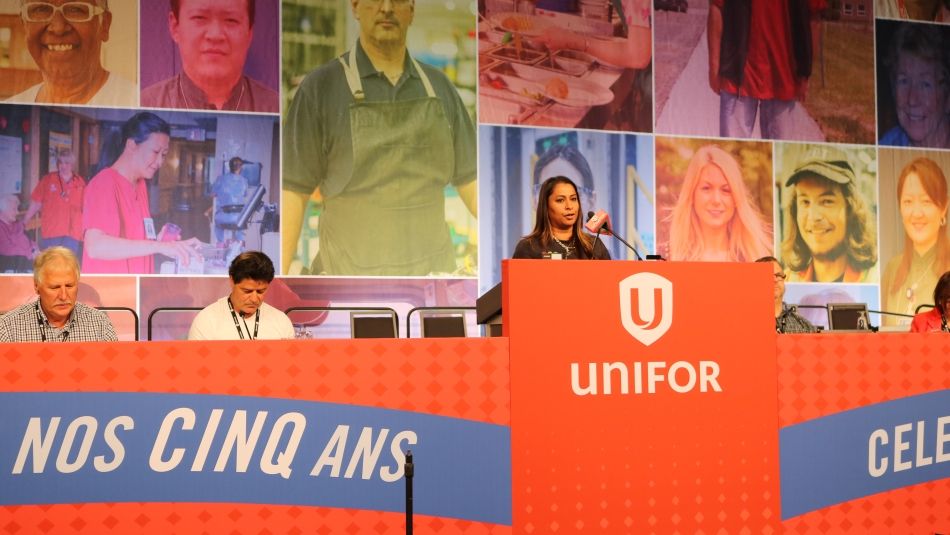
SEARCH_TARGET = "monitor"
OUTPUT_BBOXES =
[827,303,870,331]
[421,315,467,338]
[350,313,397,339]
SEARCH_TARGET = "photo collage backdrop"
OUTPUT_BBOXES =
[0,0,948,337]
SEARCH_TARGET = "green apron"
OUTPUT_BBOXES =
[312,48,456,276]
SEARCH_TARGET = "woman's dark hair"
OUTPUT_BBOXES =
[229,250,275,283]
[229,157,245,174]
[934,271,950,316]
[524,176,594,257]
[122,112,171,146]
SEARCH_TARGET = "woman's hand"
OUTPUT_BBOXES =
[158,237,204,267]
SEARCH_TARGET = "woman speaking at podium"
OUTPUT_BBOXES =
[512,176,610,260]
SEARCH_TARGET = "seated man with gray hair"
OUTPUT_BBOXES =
[0,246,117,342]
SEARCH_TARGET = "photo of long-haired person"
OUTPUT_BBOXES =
[876,20,950,150]
[655,138,772,262]
[776,143,878,283]
[512,176,610,260]
[878,149,950,325]
[654,0,876,144]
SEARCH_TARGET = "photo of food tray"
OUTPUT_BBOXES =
[485,63,613,108]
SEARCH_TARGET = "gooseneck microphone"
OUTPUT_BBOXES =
[586,211,643,260]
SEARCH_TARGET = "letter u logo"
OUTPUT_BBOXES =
[618,273,673,346]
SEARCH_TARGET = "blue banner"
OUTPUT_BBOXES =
[780,389,950,519]
[0,392,511,525]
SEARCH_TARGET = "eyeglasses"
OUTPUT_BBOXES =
[773,272,787,281]
[21,2,104,23]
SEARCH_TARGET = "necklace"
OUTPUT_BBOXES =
[552,235,575,256]
[179,75,246,110]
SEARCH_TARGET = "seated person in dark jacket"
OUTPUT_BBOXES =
[513,176,610,260]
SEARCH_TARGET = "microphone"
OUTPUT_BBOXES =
[586,210,642,260]
[584,210,610,234]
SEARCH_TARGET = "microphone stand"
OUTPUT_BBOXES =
[604,223,643,260]
[405,450,414,535]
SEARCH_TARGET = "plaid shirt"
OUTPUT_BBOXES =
[0,301,117,342]
[777,303,817,334]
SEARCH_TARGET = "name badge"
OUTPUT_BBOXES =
[144,217,157,240]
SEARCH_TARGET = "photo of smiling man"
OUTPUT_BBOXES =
[777,143,879,283]
[140,0,278,112]
[1,0,138,105]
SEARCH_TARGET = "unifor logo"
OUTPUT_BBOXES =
[618,272,673,346]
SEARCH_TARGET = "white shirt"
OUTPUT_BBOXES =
[188,296,295,341]
[6,72,138,107]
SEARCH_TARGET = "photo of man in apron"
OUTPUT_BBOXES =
[282,0,477,276]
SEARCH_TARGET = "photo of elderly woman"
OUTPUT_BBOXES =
[876,20,950,149]
[655,138,773,262]
[878,149,950,325]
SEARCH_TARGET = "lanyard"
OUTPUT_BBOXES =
[35,303,69,342]
[227,298,259,340]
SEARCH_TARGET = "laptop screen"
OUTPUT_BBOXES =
[827,303,869,331]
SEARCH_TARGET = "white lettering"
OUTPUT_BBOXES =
[380,430,417,483]
[13,417,60,474]
[310,425,349,477]
[570,361,724,396]
[344,427,389,480]
[868,416,950,476]
[214,410,268,473]
[868,429,888,477]
[191,409,223,471]
[894,423,913,472]
[55,416,97,474]
[150,407,195,472]
[94,416,134,472]
[260,412,306,479]
[938,416,950,463]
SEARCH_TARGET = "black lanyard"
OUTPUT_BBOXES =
[35,303,69,342]
[227,298,259,340]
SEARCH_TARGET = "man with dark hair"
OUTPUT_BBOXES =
[781,145,878,282]
[0,246,116,342]
[282,0,477,276]
[188,250,294,340]
[141,0,277,112]
[755,255,816,333]
[209,156,249,245]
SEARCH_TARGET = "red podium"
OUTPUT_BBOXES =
[503,259,780,533]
